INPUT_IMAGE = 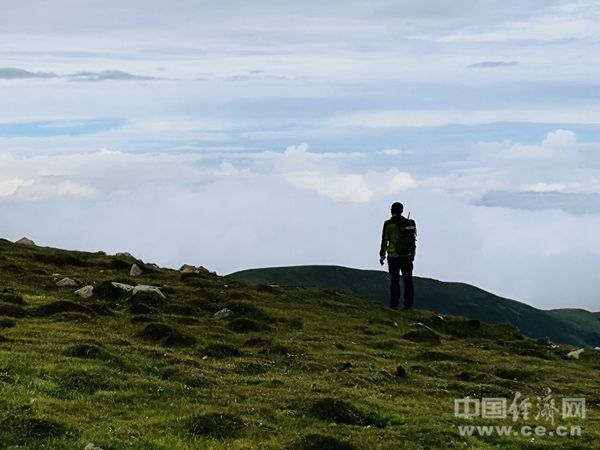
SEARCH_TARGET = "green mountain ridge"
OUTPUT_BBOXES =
[228,265,600,347]
[1,238,599,449]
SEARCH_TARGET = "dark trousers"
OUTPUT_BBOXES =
[388,256,414,309]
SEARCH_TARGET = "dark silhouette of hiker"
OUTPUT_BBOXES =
[379,202,416,309]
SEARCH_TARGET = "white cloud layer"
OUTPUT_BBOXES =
[0,144,415,203]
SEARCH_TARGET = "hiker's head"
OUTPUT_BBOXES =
[391,202,404,215]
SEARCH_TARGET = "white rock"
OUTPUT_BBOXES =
[111,282,134,292]
[130,264,143,277]
[84,443,103,450]
[214,308,234,320]
[74,285,94,299]
[116,252,133,258]
[566,348,585,360]
[57,277,78,287]
[179,264,209,274]
[15,237,36,246]
[132,285,166,300]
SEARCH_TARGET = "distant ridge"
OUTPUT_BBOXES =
[229,265,600,347]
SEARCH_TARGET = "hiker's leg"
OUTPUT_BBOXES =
[400,258,414,309]
[388,257,401,309]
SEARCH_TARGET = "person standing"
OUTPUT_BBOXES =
[379,202,417,309]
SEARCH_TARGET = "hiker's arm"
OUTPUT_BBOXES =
[379,223,387,260]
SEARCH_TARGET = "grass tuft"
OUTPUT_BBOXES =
[30,300,95,317]
[135,322,196,346]
[309,397,387,427]
[228,318,269,333]
[290,434,359,450]
[187,412,245,439]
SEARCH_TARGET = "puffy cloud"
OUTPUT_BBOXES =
[0,178,34,198]
[542,128,577,148]
[0,144,414,203]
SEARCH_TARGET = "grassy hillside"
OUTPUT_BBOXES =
[1,239,599,449]
[228,265,600,347]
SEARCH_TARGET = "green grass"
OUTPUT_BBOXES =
[0,238,599,449]
[229,265,600,347]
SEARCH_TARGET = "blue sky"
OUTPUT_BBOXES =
[1,0,600,310]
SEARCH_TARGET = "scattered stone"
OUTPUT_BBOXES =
[56,277,78,287]
[116,252,134,258]
[94,281,133,301]
[74,285,94,299]
[84,443,103,450]
[130,286,166,308]
[180,264,210,274]
[395,365,407,378]
[15,237,36,246]
[132,285,166,300]
[566,348,585,360]
[214,308,234,320]
[112,282,134,292]
[52,273,61,277]
[130,264,143,277]
[148,263,161,271]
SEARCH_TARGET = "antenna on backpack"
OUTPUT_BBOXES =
[407,211,411,219]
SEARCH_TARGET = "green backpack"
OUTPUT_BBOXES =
[386,218,417,256]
